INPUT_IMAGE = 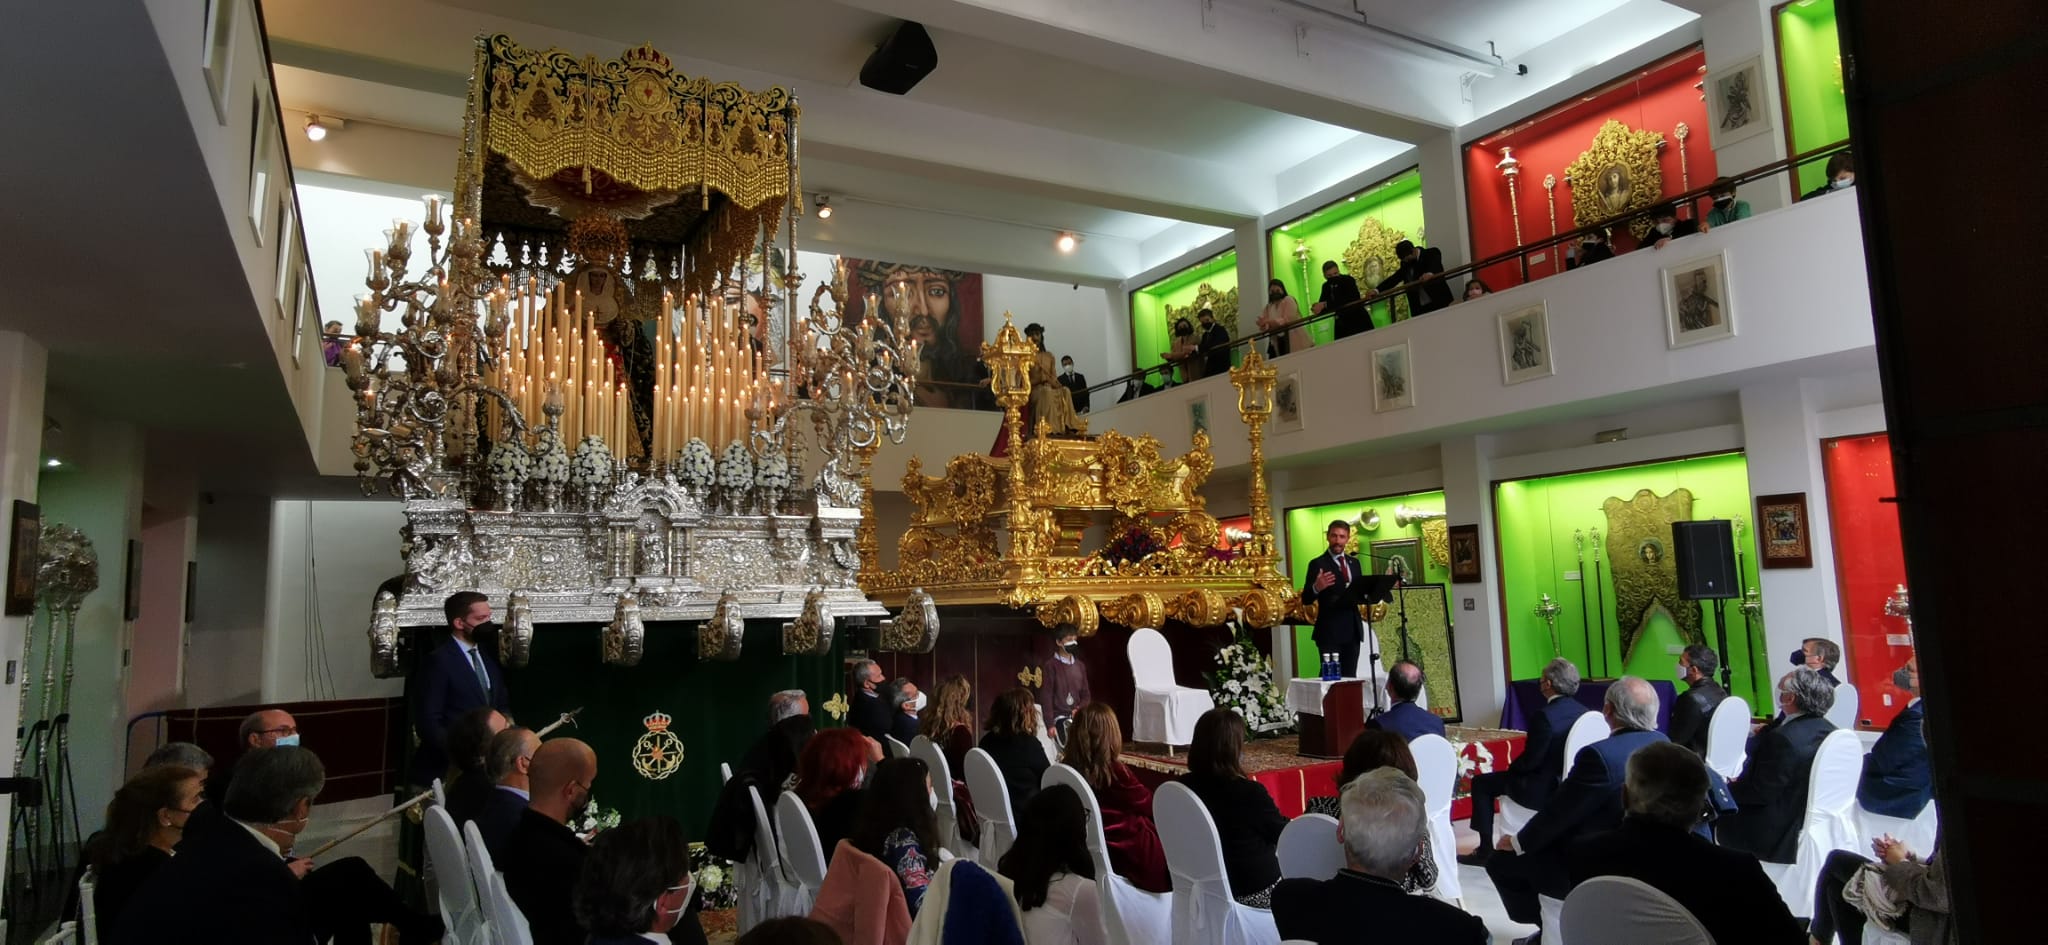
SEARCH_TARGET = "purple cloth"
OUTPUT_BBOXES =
[1498,678,1677,733]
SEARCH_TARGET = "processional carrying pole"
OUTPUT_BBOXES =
[1589,526,1610,677]
[1572,530,1594,673]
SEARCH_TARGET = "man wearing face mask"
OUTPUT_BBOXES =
[1803,150,1855,200]
[1565,228,1615,269]
[1038,623,1093,746]
[411,591,514,787]
[888,677,925,748]
[1637,203,1704,251]
[1787,636,1844,688]
[503,737,602,945]
[1196,307,1233,377]
[1666,645,1729,756]
[1374,240,1453,317]
[1704,176,1752,228]
[848,658,895,742]
[1857,657,1933,819]
[1311,260,1368,339]
[575,815,709,945]
[1057,355,1090,413]
[1718,668,1836,863]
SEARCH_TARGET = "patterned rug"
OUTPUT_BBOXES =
[1122,727,1526,820]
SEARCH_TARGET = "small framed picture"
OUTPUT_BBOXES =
[1705,56,1773,149]
[293,265,314,366]
[1497,302,1555,385]
[248,87,275,245]
[123,539,144,621]
[5,501,39,616]
[1188,395,1210,440]
[1448,524,1482,584]
[1370,538,1421,584]
[1273,372,1304,432]
[201,0,236,125]
[1755,492,1813,569]
[274,193,297,315]
[1370,341,1414,412]
[1663,251,1735,348]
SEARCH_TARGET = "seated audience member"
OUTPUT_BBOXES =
[738,917,845,945]
[1719,668,1837,863]
[849,757,941,917]
[1804,150,1855,200]
[87,764,204,931]
[740,689,816,793]
[796,728,876,863]
[848,659,894,742]
[1367,660,1445,743]
[1272,770,1487,944]
[208,708,300,802]
[1814,725,1949,945]
[1178,708,1286,906]
[142,741,213,775]
[981,687,1051,816]
[1462,657,1591,865]
[1463,279,1491,301]
[1375,240,1453,317]
[1793,636,1845,687]
[473,726,539,857]
[1038,624,1092,746]
[1302,731,1439,894]
[1859,657,1932,819]
[1565,229,1614,268]
[1001,785,1105,945]
[1667,644,1729,756]
[1637,203,1703,250]
[919,674,976,777]
[887,677,924,748]
[1059,702,1169,893]
[1566,742,1802,945]
[1485,677,1667,941]
[574,815,709,945]
[113,747,325,945]
[1705,176,1753,227]
[443,705,512,824]
[502,737,601,945]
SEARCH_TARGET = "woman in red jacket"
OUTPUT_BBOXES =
[1058,703,1169,893]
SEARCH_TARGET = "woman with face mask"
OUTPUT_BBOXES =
[1705,176,1753,227]
[1638,202,1703,251]
[85,764,206,931]
[1804,150,1856,200]
[1256,279,1311,357]
[1161,317,1200,384]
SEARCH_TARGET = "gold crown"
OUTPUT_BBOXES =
[622,43,672,72]
[566,214,632,269]
[642,710,672,733]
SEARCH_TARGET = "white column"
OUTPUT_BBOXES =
[1415,131,1472,269]
[0,332,47,874]
[1738,378,1845,677]
[1233,218,1268,343]
[1701,0,1795,212]
[1440,434,1505,726]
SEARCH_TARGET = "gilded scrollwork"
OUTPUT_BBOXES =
[369,592,402,679]
[500,590,534,668]
[879,588,941,653]
[1601,488,1703,660]
[1344,217,1415,320]
[1034,594,1101,638]
[1099,591,1166,631]
[700,592,746,661]
[781,588,834,656]
[602,594,645,666]
[1565,120,1667,240]
[1163,283,1239,337]
[1421,519,1450,569]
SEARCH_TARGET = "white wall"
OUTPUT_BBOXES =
[263,499,407,703]
[981,275,1119,391]
[186,494,271,707]
[0,332,47,872]
[1700,0,1796,213]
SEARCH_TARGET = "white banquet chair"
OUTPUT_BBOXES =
[1407,733,1461,903]
[421,806,486,945]
[1276,813,1345,881]
[1128,627,1213,750]
[885,735,912,759]
[964,747,1018,869]
[1153,782,1280,945]
[1558,876,1713,945]
[1705,695,1752,780]
[720,762,733,784]
[736,784,800,932]
[1033,703,1060,763]
[911,735,978,860]
[1044,764,1171,945]
[76,867,98,945]
[1496,711,1611,840]
[774,790,828,912]
[1857,800,1939,858]
[1760,728,1866,917]
[464,820,530,945]
[1826,682,1861,731]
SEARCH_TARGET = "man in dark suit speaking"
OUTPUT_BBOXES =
[1301,519,1368,676]
[411,591,514,786]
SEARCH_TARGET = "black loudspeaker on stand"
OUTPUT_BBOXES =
[1673,520,1739,690]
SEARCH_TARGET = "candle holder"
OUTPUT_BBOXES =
[1882,583,1911,631]
[1535,591,1563,657]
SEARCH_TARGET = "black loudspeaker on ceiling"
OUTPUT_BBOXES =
[860,21,938,95]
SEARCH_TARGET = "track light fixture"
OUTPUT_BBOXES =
[815,194,833,219]
[1055,231,1079,253]
[305,115,330,141]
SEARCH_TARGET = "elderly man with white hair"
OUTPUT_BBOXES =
[1462,656,1591,865]
[1272,768,1488,943]
[737,689,814,791]
[1484,675,1669,945]
[1719,666,1838,863]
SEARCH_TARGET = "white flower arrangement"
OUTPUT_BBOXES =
[487,440,533,509]
[1453,739,1496,780]
[571,435,614,489]
[575,797,622,837]
[754,448,791,491]
[678,438,716,487]
[530,427,572,484]
[716,441,755,491]
[1209,627,1293,732]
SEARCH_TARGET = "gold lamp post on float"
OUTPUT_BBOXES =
[1228,346,1292,622]
[983,316,1045,603]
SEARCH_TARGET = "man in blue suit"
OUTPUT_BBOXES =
[1461,657,1590,865]
[1367,660,1444,742]
[1857,657,1931,819]
[1301,519,1368,676]
[1484,676,1668,942]
[410,591,514,786]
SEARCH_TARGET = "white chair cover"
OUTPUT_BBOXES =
[737,784,801,932]
[1826,683,1861,731]
[1032,703,1060,763]
[775,790,830,901]
[1276,814,1345,881]
[421,806,485,945]
[1705,695,1752,780]
[885,735,913,759]
[431,777,448,808]
[1537,895,1564,945]
[905,858,1027,945]
[1761,728,1866,917]
[1857,800,1939,857]
[1865,926,1913,945]
[1043,764,1171,945]
[1128,628,1215,748]
[1407,733,1461,903]
[76,867,97,945]
[910,735,977,860]
[46,922,77,945]
[964,748,1018,869]
[1559,711,1610,779]
[721,762,733,784]
[462,819,529,945]
[1558,876,1713,945]
[1153,782,1280,945]
[483,869,533,945]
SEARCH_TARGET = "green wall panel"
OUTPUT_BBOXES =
[1778,0,1849,195]
[1266,169,1426,342]
[1130,250,1237,373]
[1282,489,1452,676]
[1493,452,1770,709]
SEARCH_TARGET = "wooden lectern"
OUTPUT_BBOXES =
[1298,680,1367,758]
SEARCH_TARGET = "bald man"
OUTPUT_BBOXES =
[501,738,599,945]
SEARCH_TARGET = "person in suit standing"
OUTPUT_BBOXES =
[1485,677,1668,942]
[1461,658,1591,865]
[502,737,600,945]
[471,726,539,859]
[1564,743,1803,945]
[1301,519,1368,676]
[847,659,894,742]
[1310,261,1368,339]
[1374,240,1453,317]
[1195,308,1232,377]
[1272,768,1488,944]
[1667,644,1729,756]
[410,591,513,787]
[573,816,709,945]
[1717,668,1837,863]
[1859,657,1932,819]
[1057,356,1090,413]
[1367,661,1445,743]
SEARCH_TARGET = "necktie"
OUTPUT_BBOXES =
[468,646,491,697]
[1338,555,1349,584]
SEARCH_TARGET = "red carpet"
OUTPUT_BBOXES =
[1122,726,1525,820]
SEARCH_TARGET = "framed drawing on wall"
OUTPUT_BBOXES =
[202,0,236,124]
[5,501,38,616]
[1369,538,1421,585]
[1755,491,1813,568]
[1497,302,1555,385]
[1662,251,1735,348]
[1447,524,1483,583]
[1187,395,1209,440]
[1273,372,1304,432]
[1705,56,1774,149]
[1370,341,1414,412]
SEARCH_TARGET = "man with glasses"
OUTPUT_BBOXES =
[503,737,601,945]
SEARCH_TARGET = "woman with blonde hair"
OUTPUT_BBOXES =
[917,674,975,776]
[1059,703,1169,893]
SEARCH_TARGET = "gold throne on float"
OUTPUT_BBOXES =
[857,315,1298,651]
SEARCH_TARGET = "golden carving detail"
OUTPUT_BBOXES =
[1343,217,1413,320]
[1100,592,1166,630]
[1601,488,1703,661]
[1017,666,1044,689]
[1034,594,1100,638]
[1565,120,1667,241]
[1421,519,1450,568]
[1163,283,1239,335]
[879,587,941,653]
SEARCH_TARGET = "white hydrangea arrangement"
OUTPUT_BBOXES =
[716,441,755,492]
[1210,628,1292,732]
[486,439,533,510]
[754,447,791,512]
[677,437,716,488]
[571,435,613,487]
[530,427,572,484]
[574,796,622,839]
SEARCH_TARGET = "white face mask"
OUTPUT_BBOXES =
[1656,221,1675,235]
[663,881,694,920]
[928,788,939,810]
[908,691,927,712]
[1832,176,1855,190]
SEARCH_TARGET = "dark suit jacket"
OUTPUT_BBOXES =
[1518,728,1667,855]
[1059,371,1090,412]
[501,809,589,945]
[1274,869,1487,945]
[1858,700,1931,818]
[1565,241,1615,269]
[445,769,496,825]
[92,846,170,935]
[1375,247,1453,314]
[1566,817,1803,945]
[409,634,513,784]
[1197,324,1232,377]
[1300,551,1366,652]
[1668,678,1728,756]
[473,785,530,860]
[889,710,922,749]
[849,689,893,742]
[977,731,1047,816]
[1633,219,1701,250]
[1506,696,1591,808]
[112,819,316,945]
[1367,700,1444,744]
[1317,274,1368,336]
[1723,713,1834,862]
[812,789,865,865]
[1178,772,1286,897]
[737,714,816,791]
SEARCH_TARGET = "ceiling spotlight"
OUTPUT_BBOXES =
[304,115,330,141]
[44,458,61,468]
[1055,231,1079,253]
[814,195,833,219]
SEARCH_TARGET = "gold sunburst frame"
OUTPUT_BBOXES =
[1343,217,1412,320]
[1163,282,1240,335]
[1564,120,1667,240]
